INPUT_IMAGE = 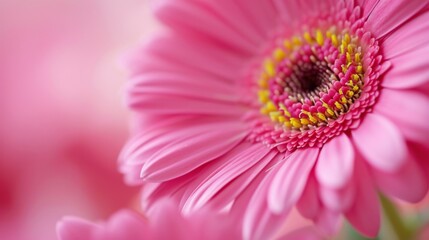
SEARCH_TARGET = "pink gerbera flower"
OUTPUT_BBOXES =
[121,0,429,239]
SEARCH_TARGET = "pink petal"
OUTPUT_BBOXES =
[268,148,319,214]
[209,153,281,212]
[372,155,428,203]
[103,211,150,240]
[374,89,429,144]
[410,143,429,176]
[232,0,279,40]
[297,175,320,220]
[345,160,381,237]
[314,208,341,236]
[128,72,239,103]
[154,0,266,55]
[130,33,247,82]
[315,134,355,189]
[319,182,356,212]
[382,10,429,60]
[120,117,192,184]
[57,217,97,240]
[128,93,245,117]
[381,44,429,89]
[243,167,291,240]
[142,173,199,211]
[357,0,382,20]
[352,113,407,172]
[141,120,248,181]
[273,0,305,27]
[274,0,335,26]
[184,143,274,212]
[365,0,428,39]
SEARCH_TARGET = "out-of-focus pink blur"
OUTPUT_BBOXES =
[0,1,158,239]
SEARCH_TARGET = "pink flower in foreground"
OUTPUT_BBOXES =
[57,200,241,240]
[121,0,429,239]
[57,200,324,240]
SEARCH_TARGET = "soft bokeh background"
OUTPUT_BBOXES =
[0,1,157,239]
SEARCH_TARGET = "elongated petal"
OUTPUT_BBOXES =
[297,175,320,220]
[209,152,279,212]
[319,182,356,212]
[374,89,429,144]
[372,155,428,203]
[57,217,97,240]
[184,143,273,212]
[352,113,407,172]
[345,161,380,237]
[154,0,270,54]
[243,167,290,240]
[268,148,319,214]
[381,44,429,89]
[316,134,355,189]
[141,120,248,181]
[365,0,428,39]
[382,10,429,60]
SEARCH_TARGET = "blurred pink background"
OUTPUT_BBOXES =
[0,1,158,239]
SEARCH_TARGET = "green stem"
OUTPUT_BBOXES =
[380,194,412,240]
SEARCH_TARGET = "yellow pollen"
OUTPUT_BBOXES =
[304,32,313,43]
[331,34,339,46]
[347,44,355,54]
[316,30,324,45]
[264,60,275,77]
[300,118,310,125]
[340,44,345,54]
[266,101,277,112]
[258,90,269,103]
[270,111,281,122]
[344,33,351,44]
[309,115,318,124]
[356,65,363,73]
[284,40,293,50]
[346,52,352,62]
[355,52,361,62]
[290,118,302,128]
[273,48,286,62]
[292,36,302,46]
[317,113,327,121]
[334,101,343,110]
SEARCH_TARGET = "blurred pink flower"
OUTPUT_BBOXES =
[57,200,324,240]
[57,199,241,240]
[120,0,429,239]
[0,0,158,239]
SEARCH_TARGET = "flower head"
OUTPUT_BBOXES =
[121,0,429,239]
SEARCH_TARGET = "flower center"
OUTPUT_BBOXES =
[258,29,364,131]
[248,5,385,152]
